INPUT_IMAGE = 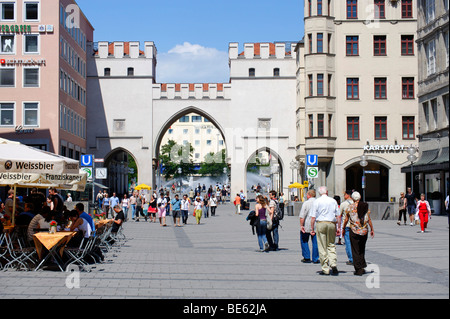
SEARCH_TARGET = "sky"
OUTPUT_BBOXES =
[76,0,305,83]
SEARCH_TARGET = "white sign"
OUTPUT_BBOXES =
[363,144,412,152]
[81,167,93,181]
[96,168,107,180]
[307,167,319,179]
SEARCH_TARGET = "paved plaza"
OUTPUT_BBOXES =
[0,202,448,300]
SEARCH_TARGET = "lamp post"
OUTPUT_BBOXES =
[406,145,418,193]
[360,155,368,202]
[177,167,182,194]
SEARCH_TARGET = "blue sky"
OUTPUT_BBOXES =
[76,0,304,83]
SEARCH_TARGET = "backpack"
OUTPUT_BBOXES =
[272,200,284,223]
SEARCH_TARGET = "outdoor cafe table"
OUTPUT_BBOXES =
[33,231,76,271]
[95,219,112,229]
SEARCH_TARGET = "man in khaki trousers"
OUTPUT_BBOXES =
[311,186,341,276]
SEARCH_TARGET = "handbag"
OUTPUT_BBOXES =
[193,211,196,217]
[266,208,273,230]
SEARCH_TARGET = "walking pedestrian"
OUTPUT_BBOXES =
[209,194,218,216]
[203,194,209,218]
[157,193,168,227]
[129,192,137,220]
[255,195,270,252]
[110,192,120,218]
[397,192,407,226]
[121,194,129,221]
[310,186,341,276]
[171,194,182,227]
[180,195,190,225]
[266,190,280,251]
[416,193,431,233]
[234,194,241,215]
[135,193,146,222]
[340,190,354,265]
[342,192,374,276]
[405,187,417,226]
[193,197,203,225]
[147,193,157,223]
[102,193,110,219]
[299,189,319,263]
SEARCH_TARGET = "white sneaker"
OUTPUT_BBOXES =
[410,223,414,226]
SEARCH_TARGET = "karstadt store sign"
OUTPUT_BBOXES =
[1,58,46,66]
[363,143,417,153]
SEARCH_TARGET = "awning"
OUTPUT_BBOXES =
[414,149,439,166]
[429,147,449,165]
[401,148,448,173]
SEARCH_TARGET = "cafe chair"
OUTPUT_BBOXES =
[64,235,96,272]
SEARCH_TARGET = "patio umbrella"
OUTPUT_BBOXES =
[135,184,152,191]
[0,138,87,225]
[288,182,304,189]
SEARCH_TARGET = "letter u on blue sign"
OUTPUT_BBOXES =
[307,155,318,166]
[80,155,93,167]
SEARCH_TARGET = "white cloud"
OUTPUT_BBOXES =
[157,42,229,83]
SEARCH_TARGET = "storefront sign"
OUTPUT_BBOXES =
[15,125,35,134]
[1,25,31,33]
[363,144,412,152]
[1,58,46,66]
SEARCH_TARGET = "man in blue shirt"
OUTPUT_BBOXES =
[170,194,182,227]
[75,203,95,234]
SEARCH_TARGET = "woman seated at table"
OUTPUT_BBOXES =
[67,210,92,248]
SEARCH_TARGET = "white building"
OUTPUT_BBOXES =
[87,41,298,197]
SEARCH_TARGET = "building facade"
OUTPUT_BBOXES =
[405,0,449,212]
[87,41,298,197]
[0,0,93,158]
[297,0,420,203]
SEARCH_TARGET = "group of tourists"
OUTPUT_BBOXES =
[397,187,435,232]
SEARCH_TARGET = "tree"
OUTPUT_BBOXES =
[198,149,228,177]
[159,140,195,180]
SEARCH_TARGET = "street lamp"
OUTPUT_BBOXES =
[177,167,182,193]
[360,155,368,202]
[406,145,418,193]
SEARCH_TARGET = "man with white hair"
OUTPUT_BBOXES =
[310,186,341,276]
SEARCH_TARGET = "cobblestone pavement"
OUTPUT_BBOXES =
[0,202,448,300]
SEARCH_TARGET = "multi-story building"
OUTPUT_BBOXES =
[0,0,93,159]
[297,0,419,204]
[405,0,449,212]
[160,111,226,164]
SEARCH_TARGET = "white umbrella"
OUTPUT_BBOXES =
[0,138,87,225]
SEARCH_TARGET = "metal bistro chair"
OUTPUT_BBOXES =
[3,226,37,271]
[64,235,96,272]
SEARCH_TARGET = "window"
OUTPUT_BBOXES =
[183,129,189,135]
[195,128,200,134]
[402,116,415,139]
[308,34,313,54]
[374,77,387,99]
[127,67,134,76]
[402,0,413,18]
[249,68,255,77]
[192,116,202,122]
[308,74,313,96]
[1,3,14,21]
[444,31,449,68]
[374,116,387,140]
[426,39,436,76]
[24,2,39,21]
[1,35,14,53]
[0,68,14,87]
[328,74,332,96]
[347,0,358,19]
[23,102,38,126]
[346,36,359,56]
[374,0,385,19]
[308,114,314,137]
[104,68,111,76]
[195,140,200,146]
[317,114,324,137]
[317,74,324,96]
[374,35,386,56]
[347,117,360,140]
[401,35,414,56]
[317,33,323,53]
[0,103,14,126]
[318,0,323,15]
[402,77,414,99]
[23,68,39,87]
[179,116,190,123]
[273,68,280,77]
[195,153,200,159]
[308,0,312,16]
[443,94,449,125]
[327,34,332,53]
[206,140,212,146]
[328,114,333,137]
[24,34,39,53]
[423,102,430,130]
[347,78,359,99]
[425,0,434,23]
[431,99,438,129]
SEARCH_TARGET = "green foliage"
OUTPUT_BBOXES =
[198,149,228,177]
[160,140,195,179]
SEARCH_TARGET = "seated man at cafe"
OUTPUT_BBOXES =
[111,205,125,234]
[75,203,95,234]
[67,210,92,248]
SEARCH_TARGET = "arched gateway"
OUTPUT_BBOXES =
[86,41,298,197]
